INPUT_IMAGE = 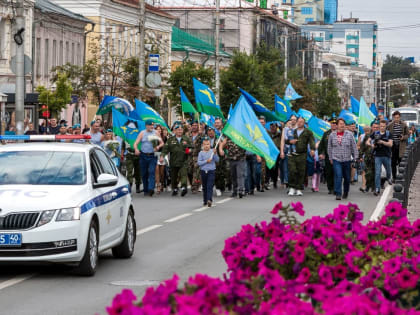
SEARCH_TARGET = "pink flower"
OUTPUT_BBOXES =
[106,289,137,315]
[291,202,305,216]
[332,265,347,280]
[291,248,305,263]
[383,257,402,275]
[333,204,350,221]
[270,202,283,215]
[396,269,420,289]
[344,250,364,274]
[384,202,404,218]
[296,267,311,283]
[318,265,334,286]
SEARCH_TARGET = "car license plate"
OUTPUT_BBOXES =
[0,233,22,246]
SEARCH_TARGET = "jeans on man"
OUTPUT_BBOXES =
[333,160,351,197]
[279,156,288,184]
[375,156,391,191]
[245,155,257,193]
[230,160,246,194]
[140,153,157,193]
[255,161,262,190]
[201,170,215,203]
[391,144,400,180]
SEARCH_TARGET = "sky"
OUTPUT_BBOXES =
[338,0,420,60]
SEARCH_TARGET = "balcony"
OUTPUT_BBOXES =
[347,52,359,58]
[346,44,359,49]
[346,35,359,40]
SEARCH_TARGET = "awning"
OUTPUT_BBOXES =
[171,26,231,58]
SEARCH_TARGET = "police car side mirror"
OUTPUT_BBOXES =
[94,173,118,188]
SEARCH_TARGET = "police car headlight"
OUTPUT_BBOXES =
[56,207,80,221]
[37,210,56,227]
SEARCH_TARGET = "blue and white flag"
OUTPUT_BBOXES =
[284,82,303,101]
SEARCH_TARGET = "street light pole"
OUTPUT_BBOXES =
[215,0,220,104]
[138,0,146,95]
[15,0,25,135]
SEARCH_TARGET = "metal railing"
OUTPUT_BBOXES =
[392,138,420,208]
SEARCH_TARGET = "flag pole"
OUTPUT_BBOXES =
[210,131,223,159]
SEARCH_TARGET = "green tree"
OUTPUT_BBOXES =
[167,60,214,115]
[309,79,341,117]
[220,51,265,113]
[382,55,417,81]
[37,73,73,117]
[255,43,285,106]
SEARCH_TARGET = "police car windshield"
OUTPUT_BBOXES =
[0,151,86,185]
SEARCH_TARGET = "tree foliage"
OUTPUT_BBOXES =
[167,60,214,114]
[382,55,417,81]
[36,73,73,117]
[309,79,342,117]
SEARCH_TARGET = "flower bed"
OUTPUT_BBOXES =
[107,202,420,314]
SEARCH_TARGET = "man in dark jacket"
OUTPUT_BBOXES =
[161,123,193,196]
[286,117,315,196]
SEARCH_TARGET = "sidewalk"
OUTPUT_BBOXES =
[407,165,420,220]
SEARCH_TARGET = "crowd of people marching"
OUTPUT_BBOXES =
[31,110,417,206]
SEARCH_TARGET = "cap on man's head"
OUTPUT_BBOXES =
[90,120,95,126]
[73,124,81,129]
[106,129,113,133]
[328,117,337,124]
[60,124,67,128]
[145,120,154,126]
[173,124,183,130]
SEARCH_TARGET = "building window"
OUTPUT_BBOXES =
[59,41,63,65]
[66,41,69,63]
[36,38,41,77]
[52,40,57,68]
[77,43,81,65]
[301,7,313,15]
[0,19,7,59]
[305,18,314,23]
[44,39,49,77]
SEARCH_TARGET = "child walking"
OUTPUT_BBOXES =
[197,137,219,207]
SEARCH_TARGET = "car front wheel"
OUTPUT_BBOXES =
[112,210,136,259]
[76,220,99,276]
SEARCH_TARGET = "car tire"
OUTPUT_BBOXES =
[76,220,99,276]
[112,210,136,259]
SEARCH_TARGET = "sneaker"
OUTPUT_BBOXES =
[296,190,303,196]
[207,201,212,207]
[374,190,380,196]
[239,193,244,199]
[336,195,342,200]
[387,179,393,186]
[288,188,296,196]
[216,189,222,197]
[149,190,154,197]
[136,184,140,194]
[342,192,348,199]
[198,186,202,192]
[172,189,178,196]
[181,188,187,197]
[167,187,172,192]
[328,190,333,195]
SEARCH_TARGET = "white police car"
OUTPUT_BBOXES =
[0,136,136,276]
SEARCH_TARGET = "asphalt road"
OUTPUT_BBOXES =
[0,183,381,315]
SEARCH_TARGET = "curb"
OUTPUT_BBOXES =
[369,184,393,221]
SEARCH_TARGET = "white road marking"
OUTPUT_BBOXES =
[0,274,35,291]
[164,213,193,223]
[136,225,162,235]
[216,197,233,204]
[193,206,209,213]
[370,185,393,221]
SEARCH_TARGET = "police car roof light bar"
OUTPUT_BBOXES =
[0,135,92,141]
